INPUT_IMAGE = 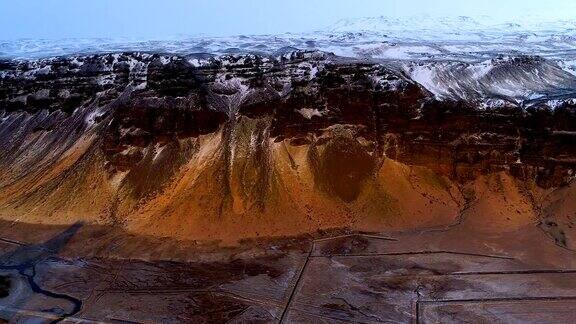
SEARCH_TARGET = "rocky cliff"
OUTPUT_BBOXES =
[1,51,575,243]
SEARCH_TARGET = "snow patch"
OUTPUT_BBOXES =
[296,108,323,119]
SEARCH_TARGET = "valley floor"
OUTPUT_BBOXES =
[0,197,575,323]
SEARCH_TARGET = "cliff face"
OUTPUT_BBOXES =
[1,52,575,242]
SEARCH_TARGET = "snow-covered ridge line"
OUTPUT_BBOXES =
[1,50,575,110]
[2,15,576,66]
[403,55,576,106]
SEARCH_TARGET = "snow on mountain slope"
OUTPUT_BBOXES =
[405,56,576,103]
[325,16,576,63]
[2,16,576,108]
[1,15,576,63]
[329,15,576,35]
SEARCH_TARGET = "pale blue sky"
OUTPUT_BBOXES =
[1,0,575,40]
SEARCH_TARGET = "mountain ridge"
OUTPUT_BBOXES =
[1,51,575,244]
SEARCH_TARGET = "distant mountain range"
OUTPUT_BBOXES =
[1,15,576,62]
[329,15,576,34]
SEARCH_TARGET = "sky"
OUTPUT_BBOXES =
[1,0,575,40]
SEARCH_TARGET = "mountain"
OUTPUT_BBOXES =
[328,15,576,37]
[2,16,576,66]
[1,51,575,246]
[1,15,576,247]
[2,17,576,322]
[405,56,576,103]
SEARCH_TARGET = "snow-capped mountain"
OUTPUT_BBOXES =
[329,15,576,34]
[1,15,576,62]
[405,56,576,104]
[2,15,576,104]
